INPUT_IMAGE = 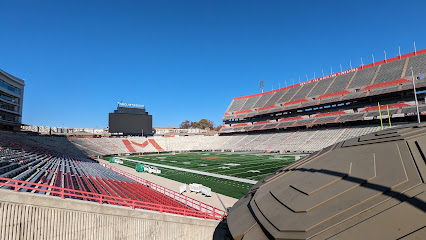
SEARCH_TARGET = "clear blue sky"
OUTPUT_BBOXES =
[1,0,425,128]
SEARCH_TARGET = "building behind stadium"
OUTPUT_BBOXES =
[0,69,25,131]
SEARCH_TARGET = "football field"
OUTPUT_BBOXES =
[118,152,306,199]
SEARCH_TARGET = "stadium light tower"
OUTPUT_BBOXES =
[260,81,264,93]
[411,67,421,123]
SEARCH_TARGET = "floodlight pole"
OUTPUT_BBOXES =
[411,68,421,123]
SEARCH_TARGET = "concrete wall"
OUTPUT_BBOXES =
[0,189,218,240]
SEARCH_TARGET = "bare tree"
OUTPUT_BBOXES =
[179,120,191,129]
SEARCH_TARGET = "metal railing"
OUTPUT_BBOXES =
[101,163,227,220]
[0,176,225,220]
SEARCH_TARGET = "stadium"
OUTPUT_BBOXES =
[1,46,426,239]
[1,2,426,240]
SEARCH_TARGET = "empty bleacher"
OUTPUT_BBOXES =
[240,95,261,111]
[0,131,225,220]
[406,52,426,77]
[348,65,378,89]
[252,92,274,109]
[325,72,354,94]
[277,85,300,104]
[308,77,335,97]
[373,58,405,84]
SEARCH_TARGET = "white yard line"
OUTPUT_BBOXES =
[119,157,258,184]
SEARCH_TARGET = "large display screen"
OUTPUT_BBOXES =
[109,113,152,135]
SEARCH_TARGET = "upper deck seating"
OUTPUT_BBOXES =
[307,77,335,97]
[289,84,311,102]
[373,58,405,84]
[277,85,301,104]
[406,52,426,77]
[227,98,246,112]
[348,65,378,89]
[326,72,355,94]
[240,95,261,111]
[263,91,286,107]
[252,92,274,109]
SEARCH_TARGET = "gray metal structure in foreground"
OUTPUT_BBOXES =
[226,123,426,240]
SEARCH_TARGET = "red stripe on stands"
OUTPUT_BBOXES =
[362,103,410,112]
[131,141,149,148]
[231,123,248,127]
[317,90,350,99]
[257,105,277,111]
[283,99,308,106]
[314,111,346,118]
[278,116,303,122]
[363,79,410,90]
[122,139,136,153]
[253,121,272,125]
[234,109,253,114]
[148,139,164,151]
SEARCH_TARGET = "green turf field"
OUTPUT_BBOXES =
[113,152,306,199]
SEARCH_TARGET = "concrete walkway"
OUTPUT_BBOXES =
[118,157,258,184]
[101,160,238,211]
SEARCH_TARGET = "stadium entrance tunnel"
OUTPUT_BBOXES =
[225,123,426,240]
